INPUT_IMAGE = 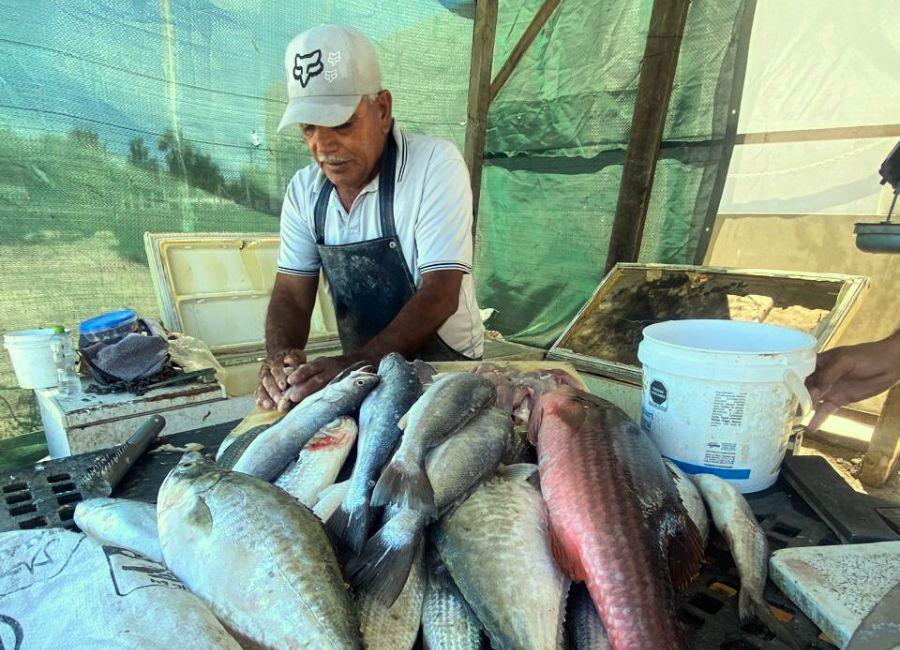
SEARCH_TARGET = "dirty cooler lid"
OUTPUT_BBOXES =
[547,263,869,384]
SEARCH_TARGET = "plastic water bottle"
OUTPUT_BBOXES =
[50,327,81,399]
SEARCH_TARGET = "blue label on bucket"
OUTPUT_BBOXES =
[664,457,752,480]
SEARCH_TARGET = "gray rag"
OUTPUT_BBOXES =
[95,333,169,381]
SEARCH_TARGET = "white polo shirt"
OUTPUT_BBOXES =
[277,122,484,359]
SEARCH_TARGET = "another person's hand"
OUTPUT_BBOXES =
[279,355,358,409]
[257,348,306,410]
[806,331,900,431]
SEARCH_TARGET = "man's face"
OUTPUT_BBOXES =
[300,90,393,191]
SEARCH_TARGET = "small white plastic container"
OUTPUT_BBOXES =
[4,328,60,389]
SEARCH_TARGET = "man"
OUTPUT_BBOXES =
[257,25,484,410]
[806,329,900,431]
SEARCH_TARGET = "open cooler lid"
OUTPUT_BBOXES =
[143,232,338,357]
[547,263,869,384]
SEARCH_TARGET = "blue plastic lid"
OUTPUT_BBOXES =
[79,309,137,334]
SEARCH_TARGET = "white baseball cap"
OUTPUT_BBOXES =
[277,25,382,132]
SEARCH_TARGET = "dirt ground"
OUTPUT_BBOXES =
[799,436,900,504]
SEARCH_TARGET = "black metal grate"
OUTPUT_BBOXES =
[678,490,841,648]
[0,450,114,533]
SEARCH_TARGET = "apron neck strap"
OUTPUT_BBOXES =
[314,123,398,244]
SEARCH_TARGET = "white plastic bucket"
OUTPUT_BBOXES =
[637,320,816,493]
[3,328,59,389]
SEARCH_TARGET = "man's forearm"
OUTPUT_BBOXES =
[265,276,318,357]
[355,279,458,363]
[266,301,311,356]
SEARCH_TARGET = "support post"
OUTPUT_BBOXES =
[860,385,900,487]
[463,0,499,228]
[604,0,691,274]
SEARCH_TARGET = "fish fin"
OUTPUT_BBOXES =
[496,463,539,482]
[412,360,436,386]
[397,411,410,431]
[371,459,436,515]
[738,586,752,624]
[184,495,213,533]
[665,512,705,591]
[345,512,422,606]
[548,521,588,583]
[526,391,543,445]
[325,500,370,555]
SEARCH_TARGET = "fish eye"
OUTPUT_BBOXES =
[355,379,365,386]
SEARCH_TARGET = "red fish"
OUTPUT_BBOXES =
[532,387,704,650]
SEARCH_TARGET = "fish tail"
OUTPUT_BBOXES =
[738,587,752,624]
[346,510,424,607]
[666,512,705,591]
[752,596,805,650]
[371,458,436,515]
[324,500,370,555]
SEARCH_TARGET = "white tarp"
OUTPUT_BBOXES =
[720,0,899,216]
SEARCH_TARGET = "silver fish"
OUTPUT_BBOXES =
[327,354,421,554]
[434,464,569,650]
[371,372,495,514]
[691,473,765,623]
[157,453,360,649]
[566,583,611,650]
[666,460,710,546]
[314,480,350,522]
[74,497,163,564]
[358,541,425,650]
[232,368,379,480]
[348,407,509,605]
[422,553,483,650]
[274,416,357,507]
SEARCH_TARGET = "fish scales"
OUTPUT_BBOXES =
[534,388,703,650]
[435,467,568,650]
[422,559,482,650]
[358,542,425,650]
[371,372,496,514]
[157,453,360,649]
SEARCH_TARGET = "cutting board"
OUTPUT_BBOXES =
[770,541,900,647]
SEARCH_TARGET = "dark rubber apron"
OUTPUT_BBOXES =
[313,130,471,361]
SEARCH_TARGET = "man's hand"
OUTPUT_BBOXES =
[806,332,900,431]
[280,355,357,410]
[257,348,307,410]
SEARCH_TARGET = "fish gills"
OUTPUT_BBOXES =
[274,416,357,507]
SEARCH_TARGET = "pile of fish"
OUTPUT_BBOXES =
[37,355,785,649]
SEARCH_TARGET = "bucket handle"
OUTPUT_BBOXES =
[783,369,813,417]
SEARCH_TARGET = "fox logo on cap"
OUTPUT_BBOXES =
[293,49,324,88]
